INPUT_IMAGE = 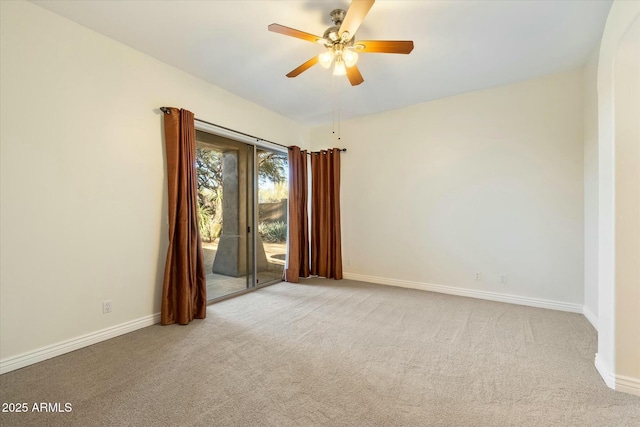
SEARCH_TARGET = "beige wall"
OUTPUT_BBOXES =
[311,70,584,307]
[613,16,640,389]
[596,0,640,396]
[0,1,309,366]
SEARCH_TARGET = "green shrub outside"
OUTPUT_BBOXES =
[258,221,287,243]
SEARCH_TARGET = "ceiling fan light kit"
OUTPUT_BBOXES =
[318,39,360,75]
[320,9,359,75]
[333,58,347,76]
[268,0,414,86]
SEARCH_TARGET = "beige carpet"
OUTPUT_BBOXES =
[1,278,638,427]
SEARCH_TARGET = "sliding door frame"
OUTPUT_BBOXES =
[195,121,287,300]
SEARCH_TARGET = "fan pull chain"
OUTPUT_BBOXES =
[337,82,341,143]
[331,73,342,144]
[332,73,336,139]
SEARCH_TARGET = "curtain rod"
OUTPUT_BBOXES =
[160,107,346,154]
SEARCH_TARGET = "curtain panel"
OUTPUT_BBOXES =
[284,146,310,283]
[161,107,207,325]
[310,149,343,280]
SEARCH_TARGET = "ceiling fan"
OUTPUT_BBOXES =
[268,0,414,86]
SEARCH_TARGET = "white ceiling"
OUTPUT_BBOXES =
[31,0,612,126]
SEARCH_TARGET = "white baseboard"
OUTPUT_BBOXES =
[594,353,640,396]
[343,273,583,313]
[616,374,640,396]
[582,305,598,331]
[0,313,161,374]
[595,353,616,389]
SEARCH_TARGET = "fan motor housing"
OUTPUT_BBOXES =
[323,25,340,42]
[323,9,352,44]
[323,9,355,47]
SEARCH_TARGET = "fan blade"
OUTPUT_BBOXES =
[286,56,319,78]
[355,40,414,54]
[268,23,325,44]
[339,0,375,41]
[346,65,364,86]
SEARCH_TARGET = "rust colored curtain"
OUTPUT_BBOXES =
[161,107,207,325]
[284,146,310,283]
[310,149,343,279]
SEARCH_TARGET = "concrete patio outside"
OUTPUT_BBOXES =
[202,240,285,300]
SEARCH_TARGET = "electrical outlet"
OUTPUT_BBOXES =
[102,300,112,314]
[499,274,507,284]
[474,272,481,281]
[347,259,352,266]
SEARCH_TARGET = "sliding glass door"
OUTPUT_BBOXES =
[256,148,288,286]
[195,130,287,301]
